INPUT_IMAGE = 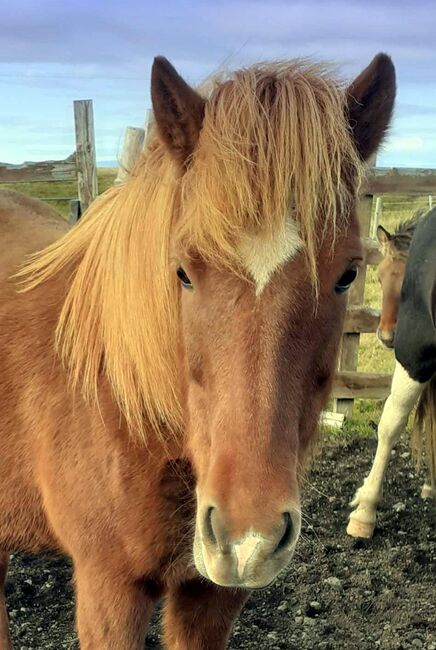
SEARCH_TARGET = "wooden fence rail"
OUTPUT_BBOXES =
[366,167,436,194]
[0,153,77,183]
[332,372,391,400]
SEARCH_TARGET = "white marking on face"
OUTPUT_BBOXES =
[233,533,263,578]
[239,218,302,294]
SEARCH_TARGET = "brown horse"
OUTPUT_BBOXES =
[376,210,426,348]
[0,54,395,648]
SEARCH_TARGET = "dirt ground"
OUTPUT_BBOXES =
[5,434,436,649]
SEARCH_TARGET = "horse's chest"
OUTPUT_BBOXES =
[117,457,197,581]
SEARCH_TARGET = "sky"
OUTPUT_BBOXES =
[1,0,435,168]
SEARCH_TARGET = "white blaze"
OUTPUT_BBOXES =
[239,218,302,294]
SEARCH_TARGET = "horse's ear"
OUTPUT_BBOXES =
[151,56,205,166]
[346,53,396,161]
[377,224,391,245]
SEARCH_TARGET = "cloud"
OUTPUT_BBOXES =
[1,0,436,78]
[1,0,435,165]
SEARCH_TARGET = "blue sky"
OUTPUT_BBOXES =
[1,0,435,167]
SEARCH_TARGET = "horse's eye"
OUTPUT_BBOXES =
[335,267,358,294]
[176,266,193,290]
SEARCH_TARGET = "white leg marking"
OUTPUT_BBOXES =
[348,362,425,538]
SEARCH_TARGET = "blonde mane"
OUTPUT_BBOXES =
[17,60,364,438]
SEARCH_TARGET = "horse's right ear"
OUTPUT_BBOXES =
[151,56,205,166]
[346,53,396,161]
[377,225,391,245]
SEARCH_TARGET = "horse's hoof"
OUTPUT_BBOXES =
[346,516,375,539]
[421,483,435,499]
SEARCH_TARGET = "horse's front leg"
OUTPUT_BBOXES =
[347,362,424,538]
[74,563,155,650]
[0,552,11,650]
[162,578,249,650]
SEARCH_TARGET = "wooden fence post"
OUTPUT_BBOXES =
[370,196,382,238]
[74,100,98,214]
[115,126,145,185]
[139,109,152,154]
[333,157,376,417]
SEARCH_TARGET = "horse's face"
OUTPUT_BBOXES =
[176,225,362,588]
[376,225,406,348]
[151,54,395,589]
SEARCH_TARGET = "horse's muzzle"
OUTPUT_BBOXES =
[193,506,301,589]
[377,327,395,349]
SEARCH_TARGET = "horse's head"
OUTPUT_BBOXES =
[151,54,396,589]
[376,225,406,348]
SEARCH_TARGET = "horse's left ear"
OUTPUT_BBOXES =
[346,53,396,161]
[151,56,205,166]
[377,225,392,245]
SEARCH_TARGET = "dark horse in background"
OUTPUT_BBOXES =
[348,207,436,538]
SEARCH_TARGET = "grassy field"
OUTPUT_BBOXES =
[1,174,433,435]
[0,169,117,219]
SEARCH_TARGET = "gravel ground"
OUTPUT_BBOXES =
[5,434,436,649]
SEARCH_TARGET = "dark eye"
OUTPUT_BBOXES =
[335,267,358,294]
[177,266,193,290]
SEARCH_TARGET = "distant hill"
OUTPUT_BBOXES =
[98,160,118,168]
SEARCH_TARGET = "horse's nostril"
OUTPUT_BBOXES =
[204,506,217,546]
[274,512,294,554]
[377,328,395,348]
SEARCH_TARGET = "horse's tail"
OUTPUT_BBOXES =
[411,374,436,488]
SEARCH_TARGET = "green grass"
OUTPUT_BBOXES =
[0,168,117,219]
[1,175,433,436]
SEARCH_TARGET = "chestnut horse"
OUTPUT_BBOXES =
[376,210,426,348]
[0,54,395,648]
[348,209,436,539]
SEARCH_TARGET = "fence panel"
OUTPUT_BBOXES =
[333,166,436,414]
